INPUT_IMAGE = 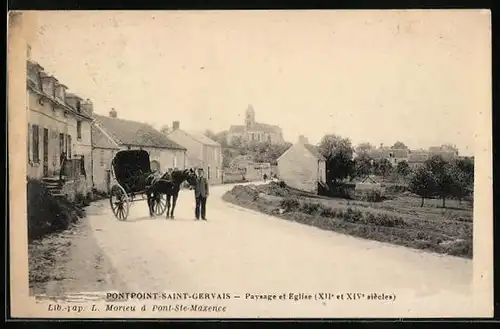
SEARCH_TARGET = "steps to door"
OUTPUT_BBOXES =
[41,176,64,199]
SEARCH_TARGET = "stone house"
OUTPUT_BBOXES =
[166,121,223,185]
[26,59,93,201]
[91,109,187,193]
[227,104,284,145]
[276,135,327,194]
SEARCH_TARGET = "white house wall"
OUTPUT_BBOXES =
[277,143,321,194]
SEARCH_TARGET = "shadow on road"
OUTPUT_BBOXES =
[122,215,203,223]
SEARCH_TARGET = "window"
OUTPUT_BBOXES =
[173,155,177,168]
[207,166,211,180]
[215,167,219,179]
[100,150,105,166]
[76,100,81,112]
[32,124,39,163]
[77,121,82,140]
[267,135,271,142]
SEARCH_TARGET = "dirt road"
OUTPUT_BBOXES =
[80,182,476,317]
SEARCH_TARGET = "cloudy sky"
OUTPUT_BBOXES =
[28,10,490,155]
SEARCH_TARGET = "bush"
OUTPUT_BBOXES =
[278,180,287,188]
[300,202,321,214]
[279,197,300,211]
[27,179,81,241]
[343,207,363,223]
[319,204,336,217]
[327,182,355,199]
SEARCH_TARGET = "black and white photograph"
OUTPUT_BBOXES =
[8,10,492,318]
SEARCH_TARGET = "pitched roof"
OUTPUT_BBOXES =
[93,114,186,150]
[184,131,221,147]
[229,125,245,133]
[228,122,281,134]
[304,143,326,160]
[91,125,120,149]
[250,122,281,133]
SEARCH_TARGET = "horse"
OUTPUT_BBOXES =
[145,168,197,219]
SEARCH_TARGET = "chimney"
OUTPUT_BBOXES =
[172,121,180,130]
[81,99,94,115]
[109,108,117,118]
[298,135,309,144]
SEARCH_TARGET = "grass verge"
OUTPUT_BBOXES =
[222,182,472,259]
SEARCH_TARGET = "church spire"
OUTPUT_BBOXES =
[245,104,255,128]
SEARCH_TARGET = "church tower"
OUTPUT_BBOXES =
[245,104,255,129]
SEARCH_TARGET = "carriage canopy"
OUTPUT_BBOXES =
[112,150,153,191]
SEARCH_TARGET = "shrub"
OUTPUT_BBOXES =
[278,180,287,188]
[343,207,363,223]
[319,205,336,217]
[279,197,300,211]
[300,202,321,215]
[27,179,81,241]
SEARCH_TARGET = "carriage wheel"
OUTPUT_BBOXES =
[109,184,130,221]
[153,194,167,216]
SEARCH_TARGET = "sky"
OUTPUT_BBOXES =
[27,10,490,156]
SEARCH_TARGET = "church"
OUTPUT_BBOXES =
[227,105,284,145]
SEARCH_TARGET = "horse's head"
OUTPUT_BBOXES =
[171,168,197,187]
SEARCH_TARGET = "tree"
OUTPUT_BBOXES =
[409,167,437,207]
[373,158,393,178]
[229,135,244,149]
[204,130,217,140]
[318,134,355,184]
[355,142,374,154]
[395,160,411,177]
[392,141,408,149]
[353,153,373,178]
[448,158,474,203]
[214,131,229,147]
[424,155,454,208]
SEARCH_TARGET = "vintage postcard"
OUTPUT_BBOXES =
[8,10,493,319]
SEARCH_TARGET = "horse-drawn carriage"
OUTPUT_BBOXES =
[109,149,168,220]
[109,149,197,221]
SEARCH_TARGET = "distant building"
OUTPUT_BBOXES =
[276,135,326,194]
[166,121,223,185]
[227,155,271,182]
[357,144,459,169]
[362,147,409,165]
[227,104,284,145]
[91,109,187,193]
[407,146,459,169]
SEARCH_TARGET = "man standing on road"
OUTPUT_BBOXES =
[194,167,209,221]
